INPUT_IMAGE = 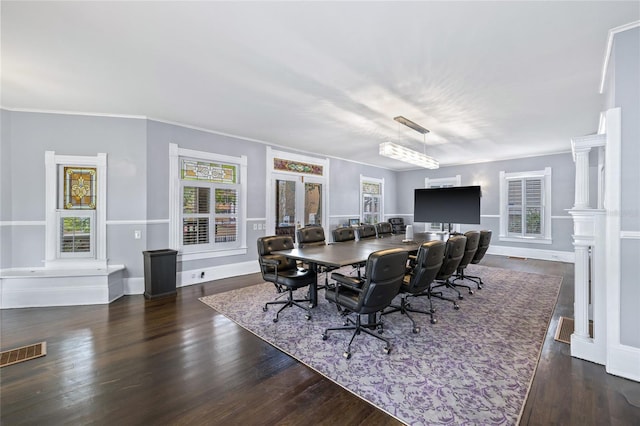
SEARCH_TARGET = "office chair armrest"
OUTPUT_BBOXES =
[330,272,364,293]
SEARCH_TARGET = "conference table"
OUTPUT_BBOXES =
[274,232,445,307]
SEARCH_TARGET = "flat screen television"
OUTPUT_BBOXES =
[414,185,481,224]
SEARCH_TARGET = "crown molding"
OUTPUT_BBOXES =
[599,20,640,94]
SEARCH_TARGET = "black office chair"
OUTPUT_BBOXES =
[454,230,492,289]
[332,227,356,242]
[323,248,408,359]
[356,224,377,240]
[388,217,406,234]
[448,230,480,296]
[331,226,363,277]
[429,234,467,310]
[257,236,315,323]
[297,226,333,288]
[375,222,393,238]
[382,240,446,333]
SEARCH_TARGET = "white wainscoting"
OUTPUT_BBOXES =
[0,265,125,309]
[486,245,575,263]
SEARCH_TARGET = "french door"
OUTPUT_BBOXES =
[272,174,324,242]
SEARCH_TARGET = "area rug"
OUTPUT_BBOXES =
[199,265,562,425]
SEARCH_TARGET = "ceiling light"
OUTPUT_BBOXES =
[379,142,439,169]
[394,116,430,134]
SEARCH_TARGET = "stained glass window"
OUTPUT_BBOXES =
[181,160,236,183]
[64,167,96,209]
[273,158,323,175]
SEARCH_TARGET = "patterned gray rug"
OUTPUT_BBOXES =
[199,265,562,425]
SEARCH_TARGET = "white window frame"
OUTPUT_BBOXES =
[424,175,461,233]
[44,151,107,269]
[360,175,384,225]
[169,143,247,261]
[499,167,552,244]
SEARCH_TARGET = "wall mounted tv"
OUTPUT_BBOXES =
[414,185,481,224]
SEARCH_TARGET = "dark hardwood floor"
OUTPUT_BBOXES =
[1,255,639,425]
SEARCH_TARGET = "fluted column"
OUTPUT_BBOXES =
[573,146,591,209]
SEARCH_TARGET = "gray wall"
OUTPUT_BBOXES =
[1,109,12,268]
[328,157,398,232]
[396,153,575,252]
[2,111,147,270]
[610,27,640,348]
[1,109,579,283]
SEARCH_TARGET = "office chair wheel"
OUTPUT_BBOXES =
[273,318,278,323]
[383,346,391,355]
[343,351,352,360]
[430,308,436,313]
[308,303,314,309]
[305,314,311,320]
[431,318,437,324]
[458,295,464,300]
[262,306,268,312]
[412,327,420,334]
[322,333,328,340]
[468,290,474,295]
[454,304,460,310]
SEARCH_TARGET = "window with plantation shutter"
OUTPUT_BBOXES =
[169,143,247,260]
[500,168,551,244]
[179,157,242,252]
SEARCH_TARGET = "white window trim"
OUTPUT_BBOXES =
[169,143,248,261]
[424,175,462,233]
[360,175,384,224]
[45,151,107,269]
[499,167,552,244]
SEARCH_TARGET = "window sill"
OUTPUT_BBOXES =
[178,247,248,262]
[499,236,552,245]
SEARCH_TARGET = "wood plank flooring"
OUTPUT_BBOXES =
[1,255,639,425]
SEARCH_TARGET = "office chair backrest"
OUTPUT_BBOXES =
[375,222,393,237]
[256,236,297,277]
[471,230,492,264]
[358,248,408,314]
[436,235,467,280]
[297,226,326,248]
[332,227,356,242]
[357,224,377,239]
[388,217,406,234]
[406,240,446,294]
[457,230,481,270]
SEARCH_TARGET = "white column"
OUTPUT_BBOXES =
[573,147,591,209]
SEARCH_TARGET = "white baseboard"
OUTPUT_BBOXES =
[178,260,260,287]
[487,245,574,263]
[607,344,640,382]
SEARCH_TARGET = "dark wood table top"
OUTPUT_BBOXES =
[274,232,447,267]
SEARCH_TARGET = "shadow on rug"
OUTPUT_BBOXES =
[199,264,562,425]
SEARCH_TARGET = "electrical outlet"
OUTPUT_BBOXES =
[134,230,141,239]
[253,223,258,230]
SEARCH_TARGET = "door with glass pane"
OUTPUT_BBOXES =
[274,175,324,241]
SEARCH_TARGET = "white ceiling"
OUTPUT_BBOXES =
[2,1,639,170]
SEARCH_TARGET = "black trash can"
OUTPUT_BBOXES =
[143,249,178,299]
